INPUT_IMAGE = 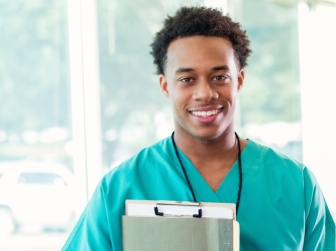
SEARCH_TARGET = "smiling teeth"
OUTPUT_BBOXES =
[191,109,219,117]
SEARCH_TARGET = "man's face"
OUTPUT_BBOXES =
[159,36,244,141]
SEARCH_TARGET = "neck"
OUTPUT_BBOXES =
[173,128,237,163]
[172,128,242,192]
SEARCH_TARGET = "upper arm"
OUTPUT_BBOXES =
[303,168,335,251]
[61,184,112,251]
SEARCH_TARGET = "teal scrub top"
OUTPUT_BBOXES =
[61,137,335,251]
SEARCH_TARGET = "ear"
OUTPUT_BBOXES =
[237,69,245,92]
[159,74,170,98]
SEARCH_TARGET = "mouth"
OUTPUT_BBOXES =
[189,108,223,117]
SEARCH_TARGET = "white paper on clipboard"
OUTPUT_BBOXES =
[126,200,236,220]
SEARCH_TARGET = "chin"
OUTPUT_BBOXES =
[189,129,223,141]
[175,119,230,141]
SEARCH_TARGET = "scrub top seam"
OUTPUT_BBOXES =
[62,211,86,250]
[241,142,267,178]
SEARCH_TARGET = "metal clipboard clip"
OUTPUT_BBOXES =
[154,201,202,218]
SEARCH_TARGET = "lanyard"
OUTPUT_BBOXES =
[171,131,243,215]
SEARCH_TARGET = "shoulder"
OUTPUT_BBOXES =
[100,137,174,187]
[242,139,316,205]
[243,140,332,208]
[244,139,305,175]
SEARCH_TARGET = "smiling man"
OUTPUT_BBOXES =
[62,6,335,251]
[159,35,246,192]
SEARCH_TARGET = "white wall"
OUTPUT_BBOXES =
[299,3,336,213]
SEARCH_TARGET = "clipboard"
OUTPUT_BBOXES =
[122,200,240,251]
[126,200,236,220]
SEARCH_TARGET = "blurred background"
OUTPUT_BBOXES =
[0,0,335,250]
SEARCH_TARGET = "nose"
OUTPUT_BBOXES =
[193,81,218,102]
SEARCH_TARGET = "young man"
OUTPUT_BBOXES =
[62,6,335,251]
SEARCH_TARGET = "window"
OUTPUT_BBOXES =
[0,0,334,250]
[18,172,67,185]
[0,0,73,249]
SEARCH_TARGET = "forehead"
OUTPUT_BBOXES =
[166,36,235,71]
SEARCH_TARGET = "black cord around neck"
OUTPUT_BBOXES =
[235,132,242,215]
[171,131,243,215]
[171,132,197,202]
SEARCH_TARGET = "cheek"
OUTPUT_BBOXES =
[221,90,238,109]
[228,87,239,100]
[170,92,189,115]
[170,89,187,103]
[220,89,235,101]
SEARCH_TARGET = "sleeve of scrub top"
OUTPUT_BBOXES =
[302,168,335,251]
[61,183,112,251]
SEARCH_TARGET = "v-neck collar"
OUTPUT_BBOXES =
[168,138,261,203]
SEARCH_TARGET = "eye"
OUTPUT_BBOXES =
[179,77,194,83]
[212,75,228,81]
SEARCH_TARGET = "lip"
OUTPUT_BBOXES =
[188,106,223,123]
[188,105,223,112]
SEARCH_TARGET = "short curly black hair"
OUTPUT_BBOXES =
[150,6,252,75]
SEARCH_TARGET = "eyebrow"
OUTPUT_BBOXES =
[175,67,194,74]
[212,65,229,71]
[175,65,229,74]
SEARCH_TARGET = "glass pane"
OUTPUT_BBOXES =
[230,0,335,216]
[0,0,74,250]
[97,0,203,170]
[230,0,302,161]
